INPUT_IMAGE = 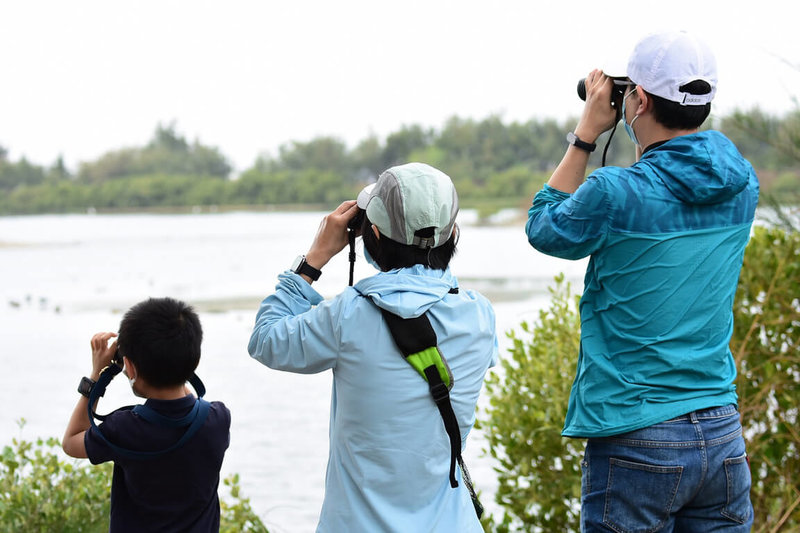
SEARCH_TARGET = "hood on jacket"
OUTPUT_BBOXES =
[643,130,753,205]
[353,265,456,319]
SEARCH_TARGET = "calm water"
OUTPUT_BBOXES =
[0,211,587,532]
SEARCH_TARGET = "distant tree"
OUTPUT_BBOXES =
[351,134,383,182]
[0,157,48,190]
[719,109,799,171]
[382,125,433,169]
[268,136,353,178]
[485,165,546,199]
[149,122,190,152]
[4,109,799,214]
[231,166,357,206]
[187,143,233,178]
[48,155,71,182]
[436,116,479,165]
[77,148,139,183]
[231,169,294,205]
[77,123,231,183]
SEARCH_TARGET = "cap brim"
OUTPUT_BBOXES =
[357,183,375,209]
[601,57,628,80]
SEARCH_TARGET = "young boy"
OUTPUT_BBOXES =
[63,297,231,532]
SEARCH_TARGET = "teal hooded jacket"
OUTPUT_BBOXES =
[249,265,497,532]
[526,130,759,437]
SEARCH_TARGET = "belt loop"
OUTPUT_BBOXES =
[689,411,699,424]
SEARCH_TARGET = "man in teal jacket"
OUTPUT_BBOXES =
[249,162,497,532]
[526,31,757,531]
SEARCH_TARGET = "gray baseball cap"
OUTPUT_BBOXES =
[357,162,458,249]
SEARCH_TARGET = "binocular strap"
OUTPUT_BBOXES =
[87,364,210,460]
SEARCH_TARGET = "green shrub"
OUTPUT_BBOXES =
[0,424,112,532]
[0,421,269,532]
[479,274,582,532]
[732,222,800,531]
[220,473,270,533]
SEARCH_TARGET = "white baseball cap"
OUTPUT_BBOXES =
[627,30,717,106]
[357,162,458,249]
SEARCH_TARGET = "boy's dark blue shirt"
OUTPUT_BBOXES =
[85,394,231,533]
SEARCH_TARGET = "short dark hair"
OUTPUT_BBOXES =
[117,297,202,388]
[361,215,457,271]
[648,80,712,130]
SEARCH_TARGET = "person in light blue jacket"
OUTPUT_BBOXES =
[249,162,497,532]
[526,31,757,531]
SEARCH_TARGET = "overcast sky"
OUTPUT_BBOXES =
[2,0,798,173]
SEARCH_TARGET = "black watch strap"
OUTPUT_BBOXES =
[291,255,322,281]
[78,376,96,398]
[566,131,597,153]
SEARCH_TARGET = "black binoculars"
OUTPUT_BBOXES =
[348,208,365,231]
[576,77,632,110]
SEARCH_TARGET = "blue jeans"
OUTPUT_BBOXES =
[581,405,753,532]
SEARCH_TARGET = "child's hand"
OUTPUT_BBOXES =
[90,332,118,380]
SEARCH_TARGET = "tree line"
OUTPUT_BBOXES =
[1,109,798,215]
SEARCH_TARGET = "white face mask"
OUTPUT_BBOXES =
[124,363,142,397]
[128,376,145,398]
[622,88,640,146]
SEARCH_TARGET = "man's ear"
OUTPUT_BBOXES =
[635,85,650,115]
[371,224,380,240]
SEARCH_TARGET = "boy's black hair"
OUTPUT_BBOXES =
[361,215,457,271]
[117,297,202,388]
[647,80,712,130]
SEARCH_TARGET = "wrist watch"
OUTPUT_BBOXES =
[78,376,96,398]
[291,255,322,281]
[566,131,596,153]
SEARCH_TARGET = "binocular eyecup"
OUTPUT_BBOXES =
[577,78,588,101]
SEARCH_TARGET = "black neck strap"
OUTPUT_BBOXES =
[348,228,357,286]
[90,364,206,420]
[371,301,483,518]
[379,307,461,488]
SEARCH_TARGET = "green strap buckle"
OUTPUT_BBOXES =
[406,346,452,389]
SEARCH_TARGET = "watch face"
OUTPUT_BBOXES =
[78,377,95,397]
[290,255,304,271]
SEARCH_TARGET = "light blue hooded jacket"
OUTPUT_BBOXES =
[249,265,497,532]
[526,130,759,438]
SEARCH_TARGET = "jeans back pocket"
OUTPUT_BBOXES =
[603,458,682,533]
[721,454,752,524]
